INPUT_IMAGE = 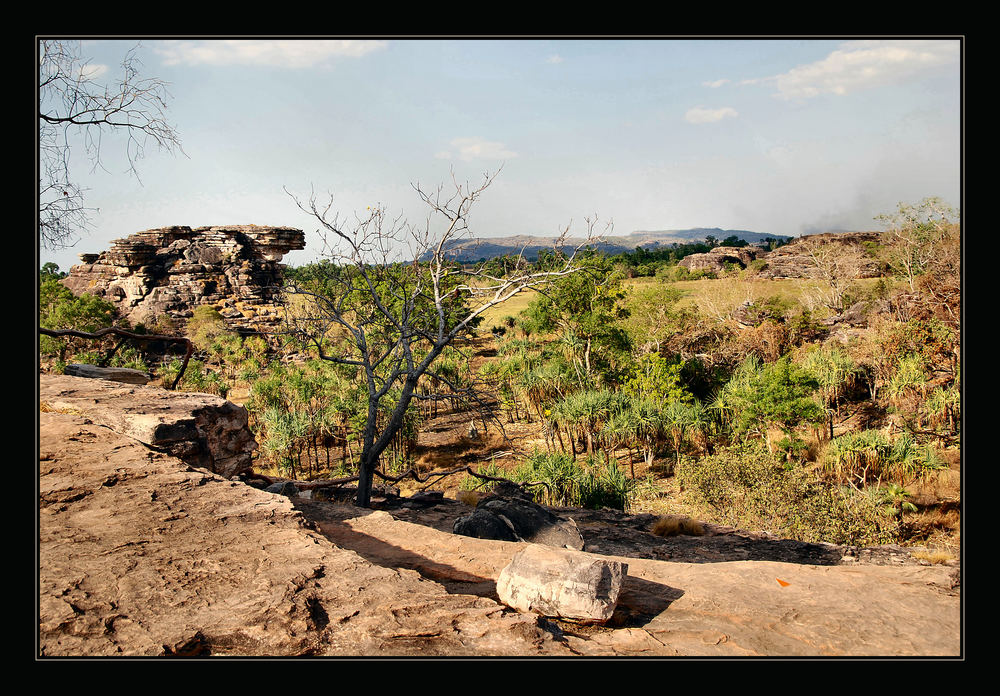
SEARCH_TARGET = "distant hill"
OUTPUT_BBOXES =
[428,228,793,263]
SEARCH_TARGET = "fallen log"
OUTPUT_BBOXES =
[257,464,550,498]
[40,327,195,390]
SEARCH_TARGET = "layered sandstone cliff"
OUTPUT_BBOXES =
[62,225,305,333]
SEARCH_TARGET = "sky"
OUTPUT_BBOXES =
[38,37,963,272]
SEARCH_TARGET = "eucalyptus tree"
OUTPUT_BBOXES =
[876,197,959,294]
[283,171,608,507]
[523,251,631,387]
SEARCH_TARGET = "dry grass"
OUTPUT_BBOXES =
[650,515,706,537]
[474,288,539,331]
[39,401,83,416]
[626,275,886,318]
[909,549,956,565]
[456,490,481,507]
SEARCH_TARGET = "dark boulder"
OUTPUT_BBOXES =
[454,494,585,550]
[453,507,521,542]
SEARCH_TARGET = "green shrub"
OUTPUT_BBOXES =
[186,305,230,352]
[493,450,637,512]
[822,430,944,487]
[163,358,229,397]
[712,355,824,441]
[578,456,635,512]
[39,277,118,361]
[676,443,896,545]
[656,264,688,282]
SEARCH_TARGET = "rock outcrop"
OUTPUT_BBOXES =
[454,493,585,550]
[755,231,883,280]
[40,374,257,479]
[37,375,961,657]
[61,225,305,333]
[312,504,961,656]
[39,411,560,657]
[677,233,884,280]
[678,245,762,273]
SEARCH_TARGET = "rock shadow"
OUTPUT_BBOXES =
[613,575,684,628]
[297,507,501,600]
[292,498,685,628]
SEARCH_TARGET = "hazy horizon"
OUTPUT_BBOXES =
[38,37,961,273]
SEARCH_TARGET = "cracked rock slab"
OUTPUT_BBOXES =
[40,374,256,479]
[38,411,567,657]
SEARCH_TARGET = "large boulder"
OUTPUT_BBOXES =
[453,507,521,542]
[496,544,628,624]
[453,491,585,550]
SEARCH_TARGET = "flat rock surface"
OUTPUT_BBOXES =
[299,498,962,656]
[38,412,567,657]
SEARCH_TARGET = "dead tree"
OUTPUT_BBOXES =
[39,40,183,250]
[283,169,608,507]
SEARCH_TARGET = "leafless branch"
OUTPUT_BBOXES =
[38,40,184,249]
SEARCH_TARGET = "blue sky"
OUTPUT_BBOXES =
[39,37,962,272]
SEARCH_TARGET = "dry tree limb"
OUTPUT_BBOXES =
[39,326,194,389]
[273,463,549,498]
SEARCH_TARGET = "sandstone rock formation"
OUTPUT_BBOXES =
[755,231,883,280]
[678,245,762,273]
[496,545,627,624]
[312,504,961,656]
[39,411,560,657]
[678,233,884,281]
[40,374,257,480]
[38,375,961,657]
[61,225,305,333]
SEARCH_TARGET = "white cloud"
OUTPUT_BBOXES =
[546,54,564,64]
[684,106,739,124]
[153,39,387,68]
[435,137,518,162]
[762,39,959,100]
[702,78,729,88]
[78,63,108,80]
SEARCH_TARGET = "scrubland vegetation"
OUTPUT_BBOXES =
[39,198,961,554]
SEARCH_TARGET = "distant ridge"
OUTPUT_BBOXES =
[428,228,794,263]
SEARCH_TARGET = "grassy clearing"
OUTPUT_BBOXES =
[475,288,539,331]
[629,276,831,315]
